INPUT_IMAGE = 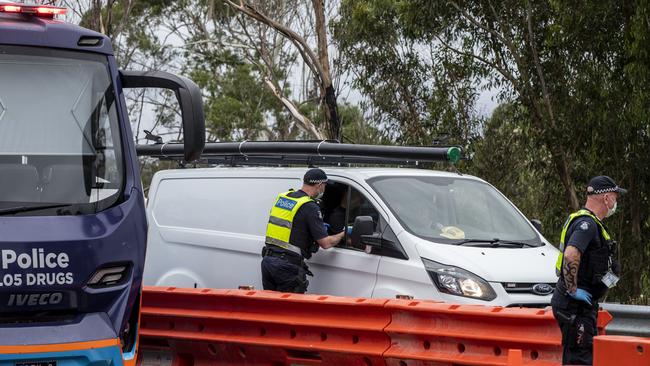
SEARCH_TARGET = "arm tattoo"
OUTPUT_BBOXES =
[563,249,581,293]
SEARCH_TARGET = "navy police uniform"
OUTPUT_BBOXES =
[551,176,625,365]
[261,169,328,293]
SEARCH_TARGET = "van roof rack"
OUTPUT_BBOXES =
[136,140,462,167]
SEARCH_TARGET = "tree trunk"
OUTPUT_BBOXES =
[552,151,580,211]
[90,0,102,33]
[312,0,340,140]
[224,0,336,140]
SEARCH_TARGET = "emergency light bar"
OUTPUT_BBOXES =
[136,140,463,166]
[0,3,66,17]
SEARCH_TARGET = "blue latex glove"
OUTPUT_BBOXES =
[323,223,331,232]
[346,226,353,235]
[569,288,593,306]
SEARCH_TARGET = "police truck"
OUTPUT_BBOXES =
[0,3,204,365]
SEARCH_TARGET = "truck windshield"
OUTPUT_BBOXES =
[368,176,541,246]
[0,46,123,215]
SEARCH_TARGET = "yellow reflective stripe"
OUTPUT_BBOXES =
[265,237,302,255]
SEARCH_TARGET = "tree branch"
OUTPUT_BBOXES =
[263,77,324,139]
[435,35,521,92]
[224,0,326,82]
[525,1,556,126]
[448,0,520,62]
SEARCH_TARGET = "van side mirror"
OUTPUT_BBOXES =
[350,216,374,247]
[531,219,542,233]
[120,70,205,162]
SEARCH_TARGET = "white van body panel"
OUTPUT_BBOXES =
[144,169,301,289]
[144,167,560,306]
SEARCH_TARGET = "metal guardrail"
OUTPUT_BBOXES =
[601,303,650,337]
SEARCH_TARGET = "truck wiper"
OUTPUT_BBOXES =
[452,238,537,247]
[0,204,72,215]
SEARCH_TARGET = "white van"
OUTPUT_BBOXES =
[143,167,560,306]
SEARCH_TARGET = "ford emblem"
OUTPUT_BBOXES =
[532,283,554,296]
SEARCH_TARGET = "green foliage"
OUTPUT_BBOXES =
[193,62,284,141]
[333,0,482,147]
[79,0,649,303]
[470,103,567,246]
[337,103,387,144]
[336,0,650,303]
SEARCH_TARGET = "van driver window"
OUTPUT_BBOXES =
[321,183,379,248]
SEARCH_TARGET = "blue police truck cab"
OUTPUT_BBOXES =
[0,3,204,365]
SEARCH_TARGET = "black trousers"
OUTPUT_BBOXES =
[261,255,308,293]
[552,302,597,365]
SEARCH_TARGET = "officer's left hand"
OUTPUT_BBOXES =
[569,288,593,306]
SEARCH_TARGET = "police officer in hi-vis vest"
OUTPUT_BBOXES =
[261,168,345,293]
[551,176,626,365]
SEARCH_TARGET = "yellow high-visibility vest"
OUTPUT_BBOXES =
[265,190,314,256]
[555,209,611,276]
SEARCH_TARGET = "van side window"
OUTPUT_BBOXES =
[321,183,379,250]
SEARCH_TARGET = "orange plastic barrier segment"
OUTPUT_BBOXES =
[593,335,650,366]
[596,310,613,335]
[140,287,392,364]
[383,300,561,366]
[138,287,616,366]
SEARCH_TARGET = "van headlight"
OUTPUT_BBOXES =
[422,258,496,301]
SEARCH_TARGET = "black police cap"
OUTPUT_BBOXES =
[304,168,328,185]
[586,175,627,195]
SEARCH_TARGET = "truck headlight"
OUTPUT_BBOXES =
[422,258,496,301]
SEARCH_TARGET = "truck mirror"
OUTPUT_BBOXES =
[120,70,205,162]
[531,219,542,233]
[350,216,374,247]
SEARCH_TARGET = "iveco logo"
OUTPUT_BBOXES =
[532,283,554,296]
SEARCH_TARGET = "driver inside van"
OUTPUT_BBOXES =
[326,188,362,235]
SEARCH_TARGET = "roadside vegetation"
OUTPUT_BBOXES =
[53,0,649,304]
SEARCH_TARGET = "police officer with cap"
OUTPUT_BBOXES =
[551,175,626,365]
[261,168,345,293]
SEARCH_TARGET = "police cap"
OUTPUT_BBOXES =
[303,168,328,185]
[586,175,627,195]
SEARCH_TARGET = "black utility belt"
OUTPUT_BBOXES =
[263,245,304,266]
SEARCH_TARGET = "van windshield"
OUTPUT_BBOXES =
[0,46,124,216]
[368,176,541,246]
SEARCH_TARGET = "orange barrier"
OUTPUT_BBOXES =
[596,309,613,335]
[593,335,650,366]
[138,287,613,366]
[139,287,391,365]
[383,301,561,366]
